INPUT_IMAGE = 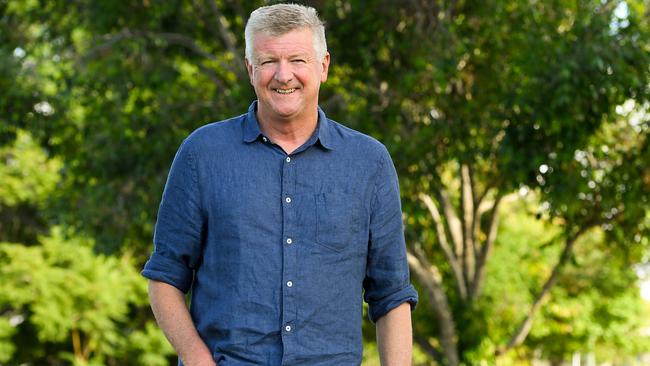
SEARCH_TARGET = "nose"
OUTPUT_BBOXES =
[273,60,293,84]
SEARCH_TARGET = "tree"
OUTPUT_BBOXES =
[0,227,174,365]
[3,0,649,364]
[0,130,174,365]
[1,0,257,255]
[482,199,650,364]
[0,130,60,244]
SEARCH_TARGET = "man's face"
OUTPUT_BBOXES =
[246,28,330,124]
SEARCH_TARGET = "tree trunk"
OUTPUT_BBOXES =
[407,250,460,366]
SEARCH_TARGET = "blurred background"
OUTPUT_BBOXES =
[1,0,649,365]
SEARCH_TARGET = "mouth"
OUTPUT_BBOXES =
[274,88,297,94]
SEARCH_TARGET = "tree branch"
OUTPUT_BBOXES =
[418,192,468,299]
[472,186,490,267]
[497,224,594,356]
[81,28,134,61]
[82,333,93,360]
[460,164,476,291]
[434,185,464,259]
[414,335,444,365]
[407,247,460,366]
[148,30,242,83]
[153,31,220,60]
[85,29,219,62]
[470,193,503,301]
[468,164,481,210]
[81,29,237,89]
[472,180,493,237]
[72,328,83,361]
[196,62,228,91]
[206,0,239,56]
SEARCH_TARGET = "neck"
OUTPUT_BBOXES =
[256,108,319,154]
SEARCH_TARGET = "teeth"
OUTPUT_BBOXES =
[275,88,296,94]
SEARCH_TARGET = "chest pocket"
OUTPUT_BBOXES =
[315,192,362,252]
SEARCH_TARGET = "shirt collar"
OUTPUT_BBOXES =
[315,106,335,150]
[242,101,264,143]
[242,101,336,150]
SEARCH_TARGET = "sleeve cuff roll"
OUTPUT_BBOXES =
[367,284,418,323]
[141,252,194,294]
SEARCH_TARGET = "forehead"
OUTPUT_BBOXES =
[252,28,315,57]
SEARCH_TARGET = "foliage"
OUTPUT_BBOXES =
[0,316,16,364]
[323,0,650,363]
[0,130,61,206]
[0,130,61,244]
[528,229,650,362]
[115,322,176,366]
[477,199,650,363]
[1,0,257,255]
[0,129,174,364]
[0,227,174,365]
[1,0,649,365]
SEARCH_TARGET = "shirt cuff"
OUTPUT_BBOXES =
[141,252,194,293]
[367,284,418,323]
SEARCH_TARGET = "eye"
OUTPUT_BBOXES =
[258,58,277,66]
[291,59,306,64]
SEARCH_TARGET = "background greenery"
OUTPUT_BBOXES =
[1,0,649,365]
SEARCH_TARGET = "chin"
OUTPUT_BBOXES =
[274,110,300,119]
[271,104,301,116]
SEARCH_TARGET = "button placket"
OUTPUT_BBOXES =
[280,154,297,348]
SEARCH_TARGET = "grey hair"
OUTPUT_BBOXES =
[245,3,327,61]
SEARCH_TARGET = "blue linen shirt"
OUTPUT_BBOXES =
[142,101,418,366]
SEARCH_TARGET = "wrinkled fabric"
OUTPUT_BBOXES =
[142,101,418,366]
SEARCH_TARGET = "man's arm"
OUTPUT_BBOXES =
[148,280,216,366]
[376,302,413,366]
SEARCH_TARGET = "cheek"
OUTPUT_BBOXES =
[298,69,320,85]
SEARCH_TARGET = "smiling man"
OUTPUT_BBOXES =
[142,4,417,366]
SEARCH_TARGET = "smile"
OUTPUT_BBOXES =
[275,88,296,94]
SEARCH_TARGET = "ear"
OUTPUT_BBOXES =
[245,58,254,85]
[320,52,330,83]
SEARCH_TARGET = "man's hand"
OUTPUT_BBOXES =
[376,302,413,366]
[148,280,217,366]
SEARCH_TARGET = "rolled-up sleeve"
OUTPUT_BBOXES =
[141,139,204,293]
[363,147,418,323]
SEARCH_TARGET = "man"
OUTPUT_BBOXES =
[142,4,417,366]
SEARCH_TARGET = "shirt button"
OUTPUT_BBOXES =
[285,197,292,203]
[262,136,268,142]
[286,157,291,163]
[287,281,293,287]
[286,238,293,244]
[285,325,292,332]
